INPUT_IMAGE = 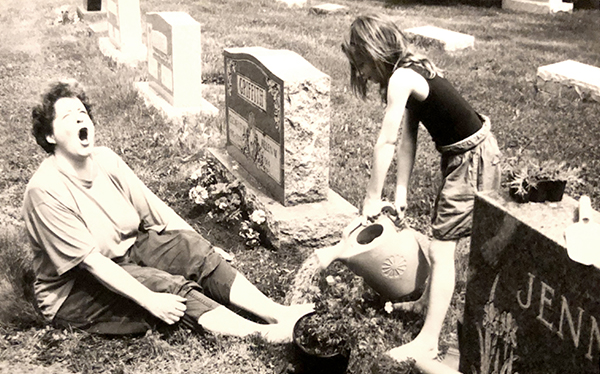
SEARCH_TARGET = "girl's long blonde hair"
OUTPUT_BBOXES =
[341,14,441,102]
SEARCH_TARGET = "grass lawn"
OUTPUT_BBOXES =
[1,0,599,372]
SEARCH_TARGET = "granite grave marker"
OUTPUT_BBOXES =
[223,47,330,206]
[460,190,600,374]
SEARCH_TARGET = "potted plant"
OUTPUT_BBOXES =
[506,157,582,203]
[292,276,356,374]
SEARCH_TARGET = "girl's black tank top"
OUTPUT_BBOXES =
[405,65,482,147]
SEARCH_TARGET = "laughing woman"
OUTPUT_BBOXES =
[22,79,312,339]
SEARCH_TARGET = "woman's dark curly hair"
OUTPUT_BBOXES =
[31,79,94,154]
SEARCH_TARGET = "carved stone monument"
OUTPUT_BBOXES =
[213,47,357,251]
[135,12,217,119]
[223,47,330,206]
[460,190,600,374]
[98,0,146,65]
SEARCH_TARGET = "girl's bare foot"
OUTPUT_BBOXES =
[387,338,438,363]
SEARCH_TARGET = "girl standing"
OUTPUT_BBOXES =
[342,14,501,363]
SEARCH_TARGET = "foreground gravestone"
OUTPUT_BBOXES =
[135,12,217,119]
[98,0,146,65]
[537,60,600,103]
[223,47,330,206]
[460,190,600,374]
[214,47,357,251]
[404,26,474,52]
[503,0,572,13]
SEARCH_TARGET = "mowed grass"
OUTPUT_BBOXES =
[1,0,599,372]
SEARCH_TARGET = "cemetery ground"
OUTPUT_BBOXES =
[1,0,599,372]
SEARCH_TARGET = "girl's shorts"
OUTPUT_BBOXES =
[432,115,502,241]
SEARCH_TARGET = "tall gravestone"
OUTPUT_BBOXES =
[98,0,146,64]
[460,190,600,374]
[223,47,330,206]
[135,12,217,118]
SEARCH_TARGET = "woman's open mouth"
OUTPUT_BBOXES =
[78,127,89,145]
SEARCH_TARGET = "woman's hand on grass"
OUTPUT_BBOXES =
[142,293,187,325]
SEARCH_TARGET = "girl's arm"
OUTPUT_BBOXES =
[363,68,425,217]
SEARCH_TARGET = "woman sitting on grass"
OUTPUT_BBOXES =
[22,79,312,340]
[341,15,501,363]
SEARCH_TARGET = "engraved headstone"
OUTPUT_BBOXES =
[460,190,600,374]
[223,47,330,206]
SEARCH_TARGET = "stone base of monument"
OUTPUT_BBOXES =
[537,60,600,103]
[76,6,107,22]
[87,21,108,35]
[207,147,358,253]
[502,0,573,13]
[309,3,349,14]
[134,82,219,121]
[98,37,146,67]
[404,26,474,52]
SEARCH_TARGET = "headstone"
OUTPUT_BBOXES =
[98,0,146,65]
[223,47,330,206]
[309,3,349,14]
[404,26,474,52]
[537,60,600,103]
[135,12,218,118]
[460,190,600,374]
[502,0,573,13]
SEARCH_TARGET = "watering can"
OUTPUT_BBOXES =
[315,206,430,301]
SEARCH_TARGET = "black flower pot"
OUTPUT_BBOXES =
[292,312,351,374]
[509,180,567,203]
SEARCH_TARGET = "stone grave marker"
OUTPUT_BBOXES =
[135,12,217,118]
[223,47,330,206]
[460,190,600,374]
[309,3,349,14]
[537,60,600,103]
[77,0,105,20]
[98,0,146,65]
[404,26,474,52]
[503,0,572,13]
[214,47,357,252]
